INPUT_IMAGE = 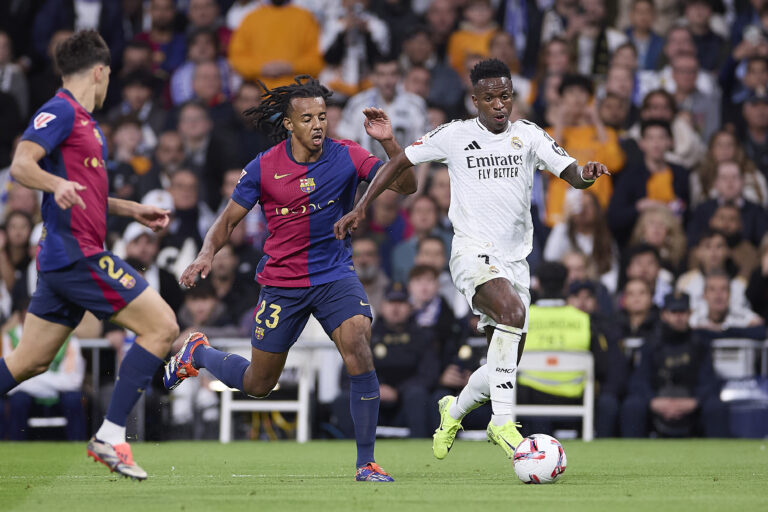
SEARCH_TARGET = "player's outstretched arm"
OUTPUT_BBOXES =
[179,199,249,287]
[362,107,417,195]
[10,141,86,210]
[333,150,414,239]
[559,161,610,190]
[108,198,171,232]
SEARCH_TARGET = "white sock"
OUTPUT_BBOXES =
[486,324,522,426]
[95,419,126,445]
[449,364,490,420]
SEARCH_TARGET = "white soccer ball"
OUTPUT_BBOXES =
[513,434,567,484]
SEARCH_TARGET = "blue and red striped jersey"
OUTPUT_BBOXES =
[21,89,109,272]
[231,136,382,287]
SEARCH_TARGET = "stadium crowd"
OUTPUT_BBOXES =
[1,0,768,441]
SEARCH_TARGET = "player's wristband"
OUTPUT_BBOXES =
[579,166,595,183]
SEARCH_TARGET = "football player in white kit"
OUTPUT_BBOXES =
[334,59,610,459]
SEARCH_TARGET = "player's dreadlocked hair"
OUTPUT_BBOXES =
[244,75,333,143]
[469,58,511,86]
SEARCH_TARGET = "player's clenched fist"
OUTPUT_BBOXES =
[334,207,365,239]
[179,255,213,288]
[54,179,87,210]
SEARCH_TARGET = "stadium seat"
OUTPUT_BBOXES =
[710,338,762,379]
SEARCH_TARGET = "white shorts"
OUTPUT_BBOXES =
[449,241,531,333]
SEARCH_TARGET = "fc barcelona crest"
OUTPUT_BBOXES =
[254,326,265,340]
[299,177,316,193]
[119,274,136,289]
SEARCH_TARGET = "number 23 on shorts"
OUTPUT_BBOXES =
[254,300,281,328]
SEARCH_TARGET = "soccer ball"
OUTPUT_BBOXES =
[512,434,567,484]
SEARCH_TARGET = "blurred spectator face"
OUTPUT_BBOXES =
[611,45,638,71]
[221,169,242,199]
[599,94,629,129]
[543,73,563,106]
[639,125,672,161]
[415,238,446,271]
[114,121,142,155]
[743,97,768,131]
[326,104,342,139]
[408,271,440,305]
[380,298,412,326]
[623,279,652,315]
[428,167,451,213]
[123,82,152,111]
[155,131,185,171]
[188,0,219,28]
[461,53,484,90]
[640,210,668,248]
[403,31,433,65]
[427,0,457,39]
[233,83,262,123]
[49,30,74,60]
[463,0,493,27]
[0,31,11,65]
[664,27,695,61]
[427,106,447,130]
[671,54,698,95]
[626,251,660,287]
[372,190,400,227]
[630,0,655,32]
[567,288,597,314]
[562,251,589,283]
[710,131,737,162]
[186,292,219,325]
[373,61,400,102]
[744,59,768,89]
[697,232,728,273]
[661,308,690,331]
[211,244,238,279]
[178,103,212,141]
[193,61,223,102]
[122,44,152,74]
[490,32,517,69]
[7,184,38,217]
[188,32,217,63]
[409,196,438,234]
[352,238,380,282]
[709,205,742,242]
[714,161,744,201]
[641,92,674,121]
[606,66,634,99]
[545,39,570,74]
[126,233,160,266]
[169,170,200,210]
[568,191,597,230]
[582,0,606,24]
[685,0,712,31]
[560,85,590,120]
[150,0,176,30]
[403,67,430,98]
[703,274,731,319]
[5,212,31,249]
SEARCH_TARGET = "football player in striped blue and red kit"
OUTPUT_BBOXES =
[0,31,182,480]
[165,76,417,481]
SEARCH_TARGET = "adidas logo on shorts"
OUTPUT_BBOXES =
[496,381,514,389]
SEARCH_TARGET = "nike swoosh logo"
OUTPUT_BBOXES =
[361,395,379,401]
[360,300,370,306]
[274,173,291,179]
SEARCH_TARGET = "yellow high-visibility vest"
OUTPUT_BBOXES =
[517,303,591,398]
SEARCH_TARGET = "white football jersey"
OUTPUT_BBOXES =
[404,118,576,260]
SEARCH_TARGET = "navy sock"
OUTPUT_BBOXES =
[193,346,249,391]
[349,370,380,468]
[0,358,18,395]
[105,344,162,426]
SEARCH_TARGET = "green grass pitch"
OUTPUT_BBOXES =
[1,439,766,512]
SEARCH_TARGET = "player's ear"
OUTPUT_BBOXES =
[283,113,293,132]
[471,94,478,110]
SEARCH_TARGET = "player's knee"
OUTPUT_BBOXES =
[158,319,180,346]
[493,302,526,328]
[244,380,275,398]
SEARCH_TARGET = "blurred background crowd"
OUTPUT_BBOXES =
[0,0,768,442]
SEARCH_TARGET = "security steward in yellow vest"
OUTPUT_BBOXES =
[516,262,626,437]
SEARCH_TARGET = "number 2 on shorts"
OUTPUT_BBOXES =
[254,300,281,328]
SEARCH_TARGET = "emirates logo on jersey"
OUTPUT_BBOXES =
[299,177,316,193]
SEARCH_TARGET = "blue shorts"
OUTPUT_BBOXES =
[28,251,149,328]
[251,276,372,353]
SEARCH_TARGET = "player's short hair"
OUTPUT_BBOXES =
[469,58,511,86]
[640,118,673,138]
[54,29,111,77]
[244,75,332,143]
[408,264,439,281]
[558,74,594,97]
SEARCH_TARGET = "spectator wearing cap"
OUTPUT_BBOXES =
[399,25,464,119]
[620,292,729,438]
[608,120,689,248]
[333,283,438,438]
[135,0,188,75]
[689,270,765,338]
[740,86,768,177]
[170,29,241,108]
[520,262,626,438]
[545,74,625,227]
[107,70,166,152]
[687,161,768,248]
